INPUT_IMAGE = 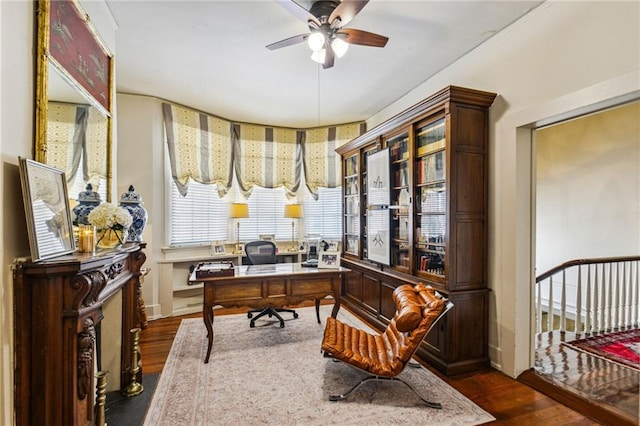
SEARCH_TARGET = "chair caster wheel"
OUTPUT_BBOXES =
[268,313,273,318]
[248,313,253,318]
[280,322,285,328]
[250,322,255,328]
[293,313,299,319]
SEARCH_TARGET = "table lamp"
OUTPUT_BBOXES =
[229,203,249,254]
[284,203,303,252]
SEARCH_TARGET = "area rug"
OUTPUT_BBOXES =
[563,328,640,372]
[143,306,495,426]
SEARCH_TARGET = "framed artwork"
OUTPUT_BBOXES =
[213,244,226,254]
[19,157,75,262]
[47,0,113,115]
[259,234,275,242]
[367,208,390,265]
[318,251,340,269]
[366,148,390,206]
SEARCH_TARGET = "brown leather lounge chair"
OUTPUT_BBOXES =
[321,283,453,408]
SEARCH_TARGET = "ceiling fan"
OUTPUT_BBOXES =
[267,0,389,69]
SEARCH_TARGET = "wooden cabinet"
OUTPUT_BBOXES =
[13,244,147,426]
[336,86,496,375]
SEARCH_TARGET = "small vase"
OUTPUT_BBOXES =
[96,227,128,249]
[119,185,147,243]
[72,183,102,225]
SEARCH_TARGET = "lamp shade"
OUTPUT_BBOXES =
[229,203,249,219]
[284,204,303,218]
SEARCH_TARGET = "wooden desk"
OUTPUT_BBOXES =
[190,263,348,363]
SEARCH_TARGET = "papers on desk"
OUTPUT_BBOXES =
[245,265,277,274]
[195,261,234,278]
[200,262,232,271]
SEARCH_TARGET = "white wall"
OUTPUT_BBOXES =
[117,94,166,319]
[536,102,640,273]
[0,1,34,423]
[365,1,640,377]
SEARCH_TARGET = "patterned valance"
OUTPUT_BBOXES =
[162,101,365,198]
[162,103,233,196]
[233,123,303,199]
[46,101,108,187]
[303,122,366,198]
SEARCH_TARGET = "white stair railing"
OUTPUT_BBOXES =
[535,256,640,335]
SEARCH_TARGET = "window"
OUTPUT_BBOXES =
[303,187,342,240]
[169,180,228,245]
[168,182,343,247]
[242,186,292,242]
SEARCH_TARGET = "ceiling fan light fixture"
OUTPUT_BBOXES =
[307,31,325,51]
[331,37,349,58]
[310,49,326,64]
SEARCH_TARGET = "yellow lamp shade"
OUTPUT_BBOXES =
[284,204,303,218]
[229,203,249,218]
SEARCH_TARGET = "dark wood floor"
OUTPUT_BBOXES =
[518,329,639,426]
[138,305,601,425]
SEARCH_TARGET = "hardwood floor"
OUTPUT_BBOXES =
[518,330,639,426]
[138,306,600,425]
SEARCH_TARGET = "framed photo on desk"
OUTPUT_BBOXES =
[318,251,340,269]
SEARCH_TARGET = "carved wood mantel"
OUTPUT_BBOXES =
[13,243,146,426]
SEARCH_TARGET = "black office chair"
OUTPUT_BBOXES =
[245,240,298,328]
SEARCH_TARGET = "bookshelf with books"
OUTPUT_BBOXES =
[343,153,360,258]
[336,86,496,375]
[386,130,411,274]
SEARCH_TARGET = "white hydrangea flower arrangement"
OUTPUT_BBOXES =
[88,202,133,230]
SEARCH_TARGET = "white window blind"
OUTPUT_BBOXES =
[167,182,343,247]
[303,187,342,240]
[241,186,292,242]
[170,180,228,245]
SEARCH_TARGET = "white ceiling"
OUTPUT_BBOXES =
[107,0,543,128]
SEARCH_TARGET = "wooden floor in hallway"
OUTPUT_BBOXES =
[518,329,639,426]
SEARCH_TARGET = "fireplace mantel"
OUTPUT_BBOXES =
[13,243,146,426]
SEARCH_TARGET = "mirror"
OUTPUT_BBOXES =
[35,0,113,201]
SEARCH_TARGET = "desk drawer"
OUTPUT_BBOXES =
[290,277,335,296]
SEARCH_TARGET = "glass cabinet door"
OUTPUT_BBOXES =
[343,153,360,256]
[415,117,446,278]
[387,131,411,272]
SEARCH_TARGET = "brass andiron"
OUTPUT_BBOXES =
[95,371,108,426]
[123,327,143,397]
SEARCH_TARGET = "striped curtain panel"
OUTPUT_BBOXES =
[46,102,85,184]
[162,103,233,197]
[85,106,109,183]
[304,122,365,198]
[233,123,302,199]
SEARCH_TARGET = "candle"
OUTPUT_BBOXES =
[78,225,96,253]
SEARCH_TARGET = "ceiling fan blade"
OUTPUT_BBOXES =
[266,33,309,50]
[323,47,335,69]
[276,0,320,27]
[329,0,369,27]
[339,28,389,48]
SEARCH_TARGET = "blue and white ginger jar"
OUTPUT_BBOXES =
[72,183,101,225]
[119,185,148,243]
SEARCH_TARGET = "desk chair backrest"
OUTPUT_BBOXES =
[245,240,277,265]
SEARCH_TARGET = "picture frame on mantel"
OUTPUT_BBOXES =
[18,157,76,262]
